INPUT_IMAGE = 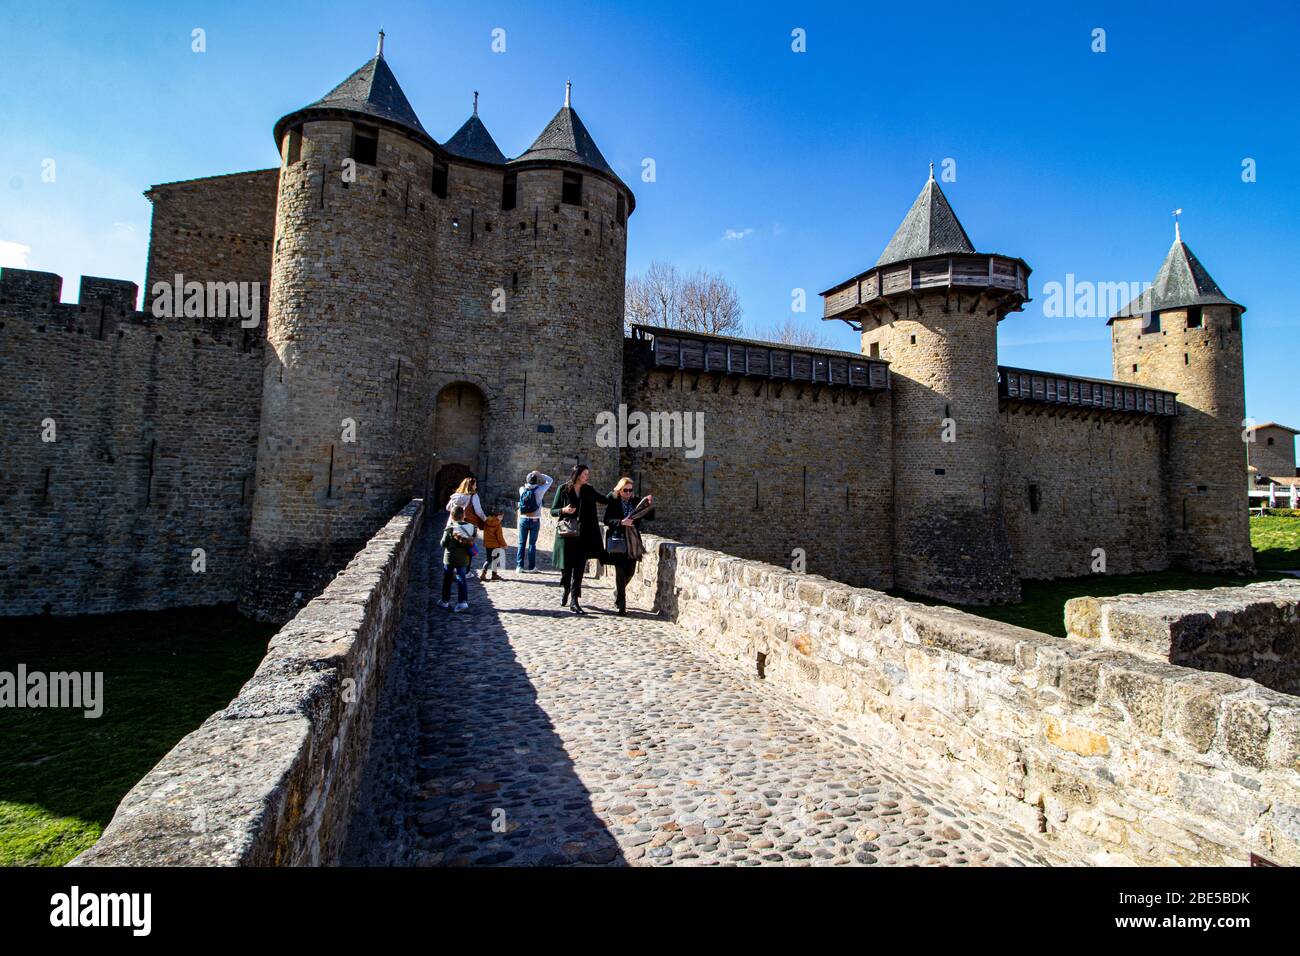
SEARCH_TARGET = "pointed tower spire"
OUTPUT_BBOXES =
[875,174,975,267]
[443,96,507,165]
[273,46,432,149]
[1113,223,1243,320]
[513,95,617,177]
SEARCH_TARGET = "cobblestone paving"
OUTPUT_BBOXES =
[346,532,1063,867]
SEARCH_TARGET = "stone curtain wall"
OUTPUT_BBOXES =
[73,500,423,866]
[999,408,1170,579]
[0,268,262,616]
[626,535,1300,866]
[1066,581,1300,696]
[142,169,278,304]
[621,353,895,591]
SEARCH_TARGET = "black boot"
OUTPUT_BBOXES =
[570,600,585,614]
[561,587,570,607]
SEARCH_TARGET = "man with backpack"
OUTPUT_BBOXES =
[515,470,553,573]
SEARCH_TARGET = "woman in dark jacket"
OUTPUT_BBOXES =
[602,477,654,615]
[550,463,613,614]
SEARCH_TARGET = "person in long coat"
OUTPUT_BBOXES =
[550,463,613,614]
[602,477,654,615]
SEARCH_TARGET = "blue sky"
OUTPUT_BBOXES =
[2,0,1296,431]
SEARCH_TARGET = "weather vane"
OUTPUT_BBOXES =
[1173,207,1183,241]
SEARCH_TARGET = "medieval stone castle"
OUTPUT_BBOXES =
[0,41,1253,623]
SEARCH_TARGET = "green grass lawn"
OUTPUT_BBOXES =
[0,607,272,867]
[1252,512,1300,571]
[908,515,1299,638]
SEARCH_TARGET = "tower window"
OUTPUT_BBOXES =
[350,124,378,166]
[562,171,583,205]
[1028,482,1041,514]
[1268,436,1275,446]
[869,342,880,358]
[286,125,303,165]
[910,334,917,345]
[1141,311,1161,335]
[1231,312,1240,331]
[501,173,517,211]
[1186,306,1202,328]
[431,163,448,199]
[616,193,626,226]
[1132,364,1138,373]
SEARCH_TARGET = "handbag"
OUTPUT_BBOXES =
[556,494,582,538]
[605,524,628,554]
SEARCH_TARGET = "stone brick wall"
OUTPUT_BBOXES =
[862,291,1019,604]
[626,535,1300,866]
[143,169,278,307]
[621,344,895,590]
[999,408,1170,579]
[1066,581,1300,696]
[72,500,423,866]
[0,268,262,616]
[1113,306,1253,572]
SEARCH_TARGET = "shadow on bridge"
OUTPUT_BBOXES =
[344,517,627,867]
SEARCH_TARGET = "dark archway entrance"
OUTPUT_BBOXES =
[432,383,486,512]
[434,462,474,513]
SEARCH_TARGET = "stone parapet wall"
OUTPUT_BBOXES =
[626,535,1300,866]
[0,268,263,617]
[1065,581,1300,696]
[72,500,424,866]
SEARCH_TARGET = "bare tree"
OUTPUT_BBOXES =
[765,318,828,349]
[625,260,743,336]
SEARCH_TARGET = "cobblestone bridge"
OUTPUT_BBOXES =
[343,528,1062,866]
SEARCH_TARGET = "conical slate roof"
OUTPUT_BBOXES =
[512,106,616,177]
[876,176,976,267]
[443,113,507,165]
[274,54,432,146]
[1114,235,1243,319]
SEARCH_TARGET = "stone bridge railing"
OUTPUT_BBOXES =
[627,535,1300,866]
[1066,581,1300,697]
[72,499,425,866]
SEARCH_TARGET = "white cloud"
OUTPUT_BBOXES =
[723,227,754,241]
[0,240,31,268]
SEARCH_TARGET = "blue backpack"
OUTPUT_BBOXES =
[518,486,538,515]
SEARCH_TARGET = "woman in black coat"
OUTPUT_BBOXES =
[602,477,654,615]
[549,463,613,614]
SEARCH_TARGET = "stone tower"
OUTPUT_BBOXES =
[1110,225,1253,573]
[823,172,1031,604]
[241,42,634,620]
[242,39,442,618]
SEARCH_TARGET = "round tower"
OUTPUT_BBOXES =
[824,171,1030,604]
[1109,221,1252,573]
[241,37,442,620]
[497,83,633,504]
